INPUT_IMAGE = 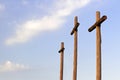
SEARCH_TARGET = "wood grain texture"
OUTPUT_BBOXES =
[59,42,65,80]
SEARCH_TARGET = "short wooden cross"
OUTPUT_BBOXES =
[58,42,65,80]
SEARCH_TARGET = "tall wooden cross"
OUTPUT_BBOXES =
[88,11,107,80]
[70,16,80,80]
[58,42,65,80]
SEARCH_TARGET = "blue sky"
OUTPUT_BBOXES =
[0,0,120,80]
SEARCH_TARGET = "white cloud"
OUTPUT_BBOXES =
[0,61,29,72]
[5,0,91,45]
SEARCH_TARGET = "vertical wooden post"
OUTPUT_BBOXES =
[73,17,78,80]
[96,11,101,80]
[58,42,65,80]
[70,16,80,80]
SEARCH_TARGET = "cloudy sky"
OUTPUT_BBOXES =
[0,0,120,80]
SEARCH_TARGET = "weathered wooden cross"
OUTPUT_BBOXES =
[70,16,80,80]
[88,11,107,80]
[58,42,65,80]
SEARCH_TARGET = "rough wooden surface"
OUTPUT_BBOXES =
[70,16,79,80]
[59,42,65,80]
[88,11,107,80]
[88,15,107,32]
[96,11,101,80]
[73,30,77,80]
[71,16,80,35]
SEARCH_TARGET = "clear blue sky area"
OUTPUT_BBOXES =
[0,0,120,80]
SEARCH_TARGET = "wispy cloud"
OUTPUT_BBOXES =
[21,0,29,5]
[0,61,29,72]
[0,3,5,11]
[5,0,91,45]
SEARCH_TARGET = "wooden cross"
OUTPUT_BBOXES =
[70,16,80,80]
[88,11,107,80]
[58,42,65,80]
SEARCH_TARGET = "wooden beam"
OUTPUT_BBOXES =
[96,11,101,80]
[88,11,107,80]
[70,16,80,35]
[58,42,65,80]
[58,47,65,53]
[70,16,79,80]
[88,15,107,32]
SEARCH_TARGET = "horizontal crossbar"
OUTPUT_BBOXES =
[58,48,65,53]
[70,23,80,35]
[88,15,107,32]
